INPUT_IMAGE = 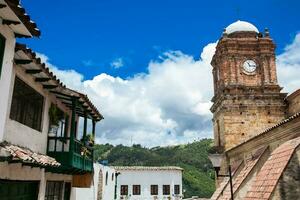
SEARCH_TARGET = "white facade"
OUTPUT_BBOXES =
[114,166,183,200]
[73,163,116,200]
[0,15,74,199]
[0,18,16,142]
[0,2,101,200]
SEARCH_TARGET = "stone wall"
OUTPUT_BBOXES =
[227,115,300,165]
[287,89,300,116]
[211,31,287,151]
[213,95,287,150]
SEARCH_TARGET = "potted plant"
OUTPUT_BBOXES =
[80,146,89,158]
[86,134,94,147]
[48,104,62,136]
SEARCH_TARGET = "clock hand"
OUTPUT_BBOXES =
[247,61,251,67]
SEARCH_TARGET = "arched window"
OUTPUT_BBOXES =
[112,173,114,181]
[105,172,108,185]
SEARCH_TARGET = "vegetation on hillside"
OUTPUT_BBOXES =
[94,139,215,198]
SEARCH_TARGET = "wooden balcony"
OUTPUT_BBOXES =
[46,95,101,174]
[47,136,93,174]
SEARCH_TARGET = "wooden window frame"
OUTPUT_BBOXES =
[163,185,170,195]
[174,185,180,195]
[45,181,63,200]
[150,185,158,195]
[10,77,44,131]
[132,185,141,195]
[120,185,128,195]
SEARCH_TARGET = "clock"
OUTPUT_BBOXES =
[243,60,257,73]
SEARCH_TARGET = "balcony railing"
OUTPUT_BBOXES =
[47,136,93,173]
[46,96,99,174]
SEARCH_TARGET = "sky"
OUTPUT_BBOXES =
[20,0,300,147]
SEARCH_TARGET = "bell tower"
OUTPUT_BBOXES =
[211,21,287,150]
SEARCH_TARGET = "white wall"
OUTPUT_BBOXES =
[101,164,116,200]
[116,169,183,200]
[0,23,16,142]
[3,63,72,153]
[73,163,116,200]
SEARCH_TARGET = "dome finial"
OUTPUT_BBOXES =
[264,28,270,37]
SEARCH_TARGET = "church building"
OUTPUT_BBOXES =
[210,20,300,200]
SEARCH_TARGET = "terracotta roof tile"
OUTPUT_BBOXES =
[211,147,267,200]
[210,177,230,200]
[244,136,300,200]
[0,141,60,167]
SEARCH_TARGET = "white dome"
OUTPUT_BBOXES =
[225,20,259,34]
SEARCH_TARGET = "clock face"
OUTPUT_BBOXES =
[243,60,257,73]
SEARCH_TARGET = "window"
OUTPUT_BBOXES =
[163,185,170,195]
[45,181,63,200]
[51,105,68,137]
[10,77,44,131]
[0,34,5,78]
[150,185,158,195]
[174,185,180,195]
[105,172,108,185]
[57,114,68,137]
[132,185,141,195]
[112,173,114,181]
[120,185,128,195]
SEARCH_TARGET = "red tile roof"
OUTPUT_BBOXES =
[210,177,230,200]
[0,141,60,167]
[244,136,300,200]
[211,147,267,200]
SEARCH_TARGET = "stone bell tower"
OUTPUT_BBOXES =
[211,20,287,150]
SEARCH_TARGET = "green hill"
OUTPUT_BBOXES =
[94,138,215,198]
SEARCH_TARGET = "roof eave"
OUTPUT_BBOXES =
[3,0,41,37]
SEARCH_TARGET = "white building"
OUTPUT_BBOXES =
[0,0,103,199]
[73,163,116,200]
[114,166,183,200]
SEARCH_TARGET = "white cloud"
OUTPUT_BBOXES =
[36,33,300,147]
[36,52,84,89]
[277,33,300,93]
[110,58,124,69]
[38,43,216,147]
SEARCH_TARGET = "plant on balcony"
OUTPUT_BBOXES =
[86,134,94,146]
[48,104,62,136]
[81,134,94,147]
[80,146,89,158]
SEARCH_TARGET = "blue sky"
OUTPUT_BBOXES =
[21,0,300,80]
[20,1,300,146]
